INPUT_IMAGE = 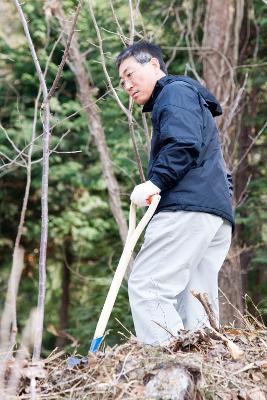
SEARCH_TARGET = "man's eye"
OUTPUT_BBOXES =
[127,72,133,77]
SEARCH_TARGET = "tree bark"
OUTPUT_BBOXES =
[202,0,245,325]
[49,0,128,244]
[56,242,71,349]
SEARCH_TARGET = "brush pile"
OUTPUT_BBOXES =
[1,322,267,399]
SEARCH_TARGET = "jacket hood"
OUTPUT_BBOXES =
[142,75,222,117]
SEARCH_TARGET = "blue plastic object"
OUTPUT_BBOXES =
[89,336,103,353]
[66,336,103,367]
[67,356,88,367]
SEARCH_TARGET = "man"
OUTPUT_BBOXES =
[116,42,234,346]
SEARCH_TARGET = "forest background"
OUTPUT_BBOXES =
[0,0,266,357]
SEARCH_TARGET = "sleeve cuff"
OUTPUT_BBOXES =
[149,175,165,192]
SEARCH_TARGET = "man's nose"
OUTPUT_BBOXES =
[125,80,133,92]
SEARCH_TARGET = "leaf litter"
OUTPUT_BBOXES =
[1,323,267,399]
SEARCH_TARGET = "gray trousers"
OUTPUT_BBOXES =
[128,211,232,345]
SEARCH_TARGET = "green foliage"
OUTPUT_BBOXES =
[0,0,266,358]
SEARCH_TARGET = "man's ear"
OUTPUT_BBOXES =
[150,57,161,70]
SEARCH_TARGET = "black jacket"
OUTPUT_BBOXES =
[143,75,235,227]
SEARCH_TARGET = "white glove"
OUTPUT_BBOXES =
[130,180,161,207]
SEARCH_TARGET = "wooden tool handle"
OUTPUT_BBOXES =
[90,195,161,352]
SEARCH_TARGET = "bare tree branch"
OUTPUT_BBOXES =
[87,0,145,182]
[109,0,127,46]
[141,113,151,157]
[0,124,26,157]
[51,0,129,243]
[46,0,84,101]
[232,120,267,173]
[128,102,145,182]
[128,0,135,45]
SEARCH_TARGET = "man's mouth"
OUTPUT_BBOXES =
[132,91,139,99]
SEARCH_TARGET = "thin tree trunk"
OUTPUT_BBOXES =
[50,1,128,244]
[14,0,51,360]
[56,242,71,349]
[202,0,245,325]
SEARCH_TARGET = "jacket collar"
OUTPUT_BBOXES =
[142,74,223,117]
[142,75,169,113]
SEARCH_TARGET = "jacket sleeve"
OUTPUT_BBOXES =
[149,96,203,192]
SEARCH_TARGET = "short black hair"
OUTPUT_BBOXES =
[116,41,167,74]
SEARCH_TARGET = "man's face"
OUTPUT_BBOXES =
[119,56,163,105]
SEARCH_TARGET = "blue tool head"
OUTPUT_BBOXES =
[89,336,103,353]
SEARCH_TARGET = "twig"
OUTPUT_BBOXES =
[235,174,252,208]
[163,45,234,75]
[232,120,267,173]
[87,0,145,183]
[128,103,145,182]
[87,0,128,115]
[47,0,84,100]
[128,0,135,45]
[219,288,253,332]
[234,61,267,69]
[109,0,127,46]
[0,151,26,169]
[0,124,27,157]
[141,113,151,157]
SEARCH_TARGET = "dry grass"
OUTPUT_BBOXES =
[1,319,266,400]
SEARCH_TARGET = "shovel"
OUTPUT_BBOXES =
[67,194,161,366]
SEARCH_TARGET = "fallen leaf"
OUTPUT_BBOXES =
[226,340,244,360]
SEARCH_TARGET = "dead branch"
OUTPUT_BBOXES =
[191,291,219,331]
[191,291,244,361]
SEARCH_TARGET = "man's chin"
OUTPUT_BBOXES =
[133,97,146,106]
